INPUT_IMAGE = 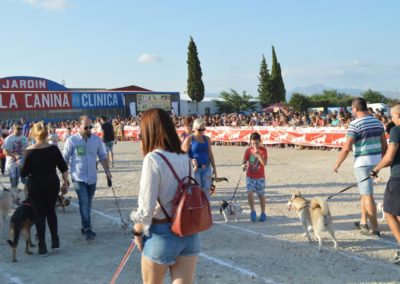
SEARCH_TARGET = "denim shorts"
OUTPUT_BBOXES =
[194,164,212,192]
[354,165,374,195]
[246,177,265,195]
[143,223,200,265]
[103,141,114,153]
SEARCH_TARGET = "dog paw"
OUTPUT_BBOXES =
[12,259,18,263]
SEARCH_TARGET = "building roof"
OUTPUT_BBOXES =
[110,85,152,92]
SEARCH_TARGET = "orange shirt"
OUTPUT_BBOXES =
[243,146,267,179]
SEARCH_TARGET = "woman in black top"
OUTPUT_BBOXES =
[21,122,69,256]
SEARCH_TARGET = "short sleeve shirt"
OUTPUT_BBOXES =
[243,146,267,179]
[347,115,384,167]
[3,134,28,169]
[389,126,400,177]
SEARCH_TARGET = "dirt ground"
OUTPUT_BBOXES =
[1,142,400,284]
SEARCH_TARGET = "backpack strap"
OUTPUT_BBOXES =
[155,151,190,220]
[157,197,171,220]
[156,152,180,182]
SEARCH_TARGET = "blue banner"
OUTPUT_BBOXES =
[72,92,124,109]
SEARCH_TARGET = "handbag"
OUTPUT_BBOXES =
[156,152,212,237]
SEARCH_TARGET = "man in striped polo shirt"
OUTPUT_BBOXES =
[334,97,387,237]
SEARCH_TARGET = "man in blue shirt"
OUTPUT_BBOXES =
[63,116,112,241]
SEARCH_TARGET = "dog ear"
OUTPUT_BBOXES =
[295,191,301,197]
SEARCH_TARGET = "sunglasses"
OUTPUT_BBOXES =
[84,126,93,130]
[197,128,206,132]
[16,128,23,130]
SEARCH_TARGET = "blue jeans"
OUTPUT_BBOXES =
[194,165,212,198]
[74,181,97,230]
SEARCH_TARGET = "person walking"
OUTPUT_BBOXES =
[0,134,6,175]
[2,122,29,190]
[242,132,268,222]
[21,122,69,256]
[333,97,387,237]
[370,104,400,263]
[182,118,217,198]
[63,116,112,241]
[130,108,199,284]
[100,116,115,167]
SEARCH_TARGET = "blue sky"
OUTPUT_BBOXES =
[1,0,400,98]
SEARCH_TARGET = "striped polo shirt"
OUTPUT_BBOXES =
[347,115,384,167]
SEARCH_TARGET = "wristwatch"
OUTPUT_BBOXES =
[132,228,143,237]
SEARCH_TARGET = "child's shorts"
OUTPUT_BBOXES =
[246,177,265,195]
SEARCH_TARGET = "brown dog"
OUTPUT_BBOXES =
[7,199,35,262]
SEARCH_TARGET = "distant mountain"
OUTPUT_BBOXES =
[287,84,399,100]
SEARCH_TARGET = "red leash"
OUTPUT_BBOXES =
[109,240,136,284]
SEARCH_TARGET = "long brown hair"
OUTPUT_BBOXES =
[140,108,184,156]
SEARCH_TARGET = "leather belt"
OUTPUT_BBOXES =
[152,218,170,224]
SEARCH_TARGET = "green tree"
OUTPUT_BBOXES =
[308,90,353,108]
[187,37,205,109]
[289,93,309,112]
[276,63,286,102]
[214,89,257,113]
[258,55,272,106]
[362,89,388,103]
[270,46,286,103]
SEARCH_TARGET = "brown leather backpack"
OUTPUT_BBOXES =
[156,152,212,237]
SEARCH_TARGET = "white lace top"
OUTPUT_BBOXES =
[130,149,190,235]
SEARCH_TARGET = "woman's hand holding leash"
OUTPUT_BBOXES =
[132,227,144,252]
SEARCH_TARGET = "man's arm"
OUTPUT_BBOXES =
[380,133,388,156]
[97,139,111,179]
[333,136,354,172]
[62,137,73,165]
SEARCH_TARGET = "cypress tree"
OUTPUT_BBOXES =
[187,37,205,105]
[258,55,272,106]
[270,46,286,103]
[276,63,286,102]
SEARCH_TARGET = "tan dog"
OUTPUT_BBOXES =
[287,191,338,251]
[377,201,385,221]
[0,188,21,244]
[56,192,71,213]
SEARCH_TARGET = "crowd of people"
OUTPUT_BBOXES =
[2,98,400,283]
[0,106,392,142]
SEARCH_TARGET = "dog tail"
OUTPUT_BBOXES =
[310,198,330,216]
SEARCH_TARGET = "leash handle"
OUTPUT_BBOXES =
[327,176,371,200]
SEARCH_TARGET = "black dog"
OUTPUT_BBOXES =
[7,199,35,262]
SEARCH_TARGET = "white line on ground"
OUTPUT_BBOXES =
[199,253,281,284]
[217,222,399,270]
[0,267,25,284]
[70,202,281,283]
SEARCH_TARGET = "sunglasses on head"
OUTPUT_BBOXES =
[197,128,206,132]
[16,128,23,130]
[84,126,93,130]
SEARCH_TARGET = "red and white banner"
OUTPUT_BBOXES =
[56,126,349,147]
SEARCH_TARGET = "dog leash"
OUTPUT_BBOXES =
[108,178,129,230]
[231,170,244,200]
[109,240,136,284]
[327,176,371,200]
